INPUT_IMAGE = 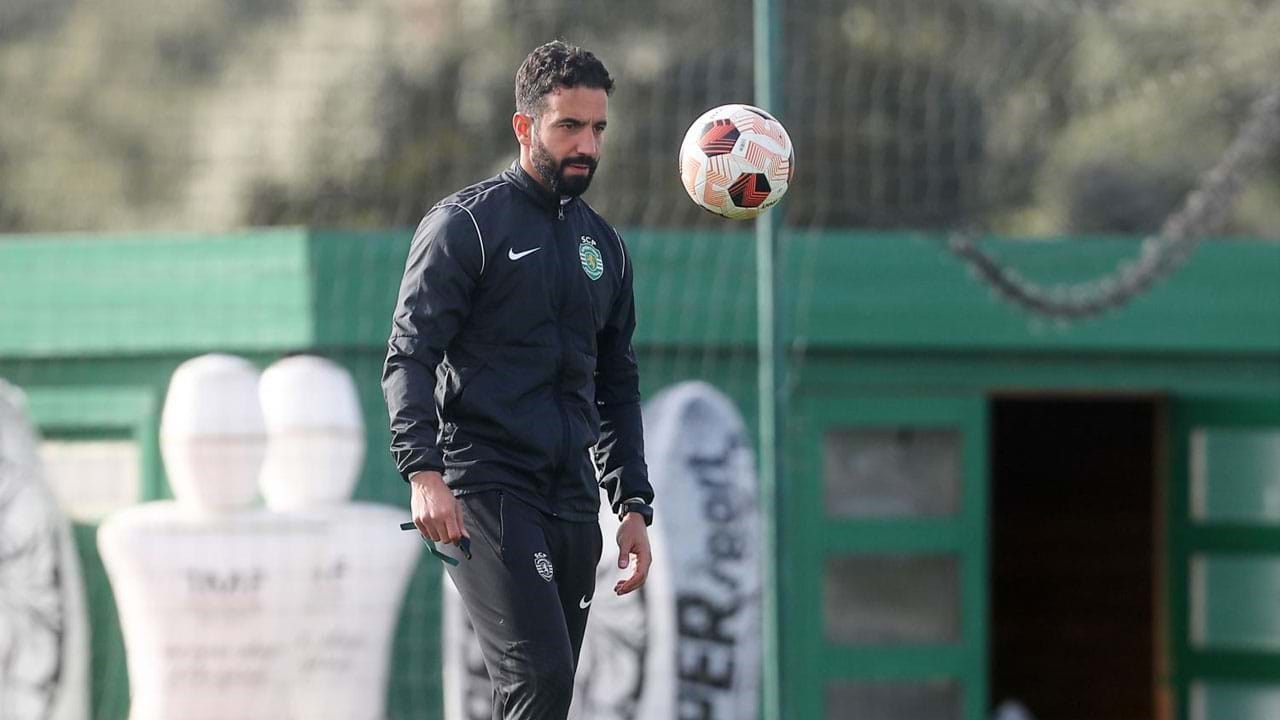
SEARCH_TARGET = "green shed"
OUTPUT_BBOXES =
[1,229,1277,720]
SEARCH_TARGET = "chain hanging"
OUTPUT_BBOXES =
[949,83,1280,320]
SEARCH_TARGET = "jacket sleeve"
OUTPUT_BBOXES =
[594,229,654,513]
[382,204,484,481]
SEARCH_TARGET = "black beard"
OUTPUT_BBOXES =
[532,139,597,197]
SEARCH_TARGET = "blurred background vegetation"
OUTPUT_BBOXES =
[0,0,1276,237]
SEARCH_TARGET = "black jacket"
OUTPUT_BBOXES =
[382,161,652,522]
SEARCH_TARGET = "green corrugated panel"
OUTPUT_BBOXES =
[787,233,1280,353]
[624,230,1280,353]
[0,230,315,357]
[308,230,411,349]
[627,230,758,348]
[2,230,1278,357]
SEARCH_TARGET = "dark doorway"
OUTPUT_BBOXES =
[990,398,1162,720]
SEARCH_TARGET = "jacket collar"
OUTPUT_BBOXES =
[503,160,576,213]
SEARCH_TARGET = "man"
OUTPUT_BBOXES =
[382,41,654,720]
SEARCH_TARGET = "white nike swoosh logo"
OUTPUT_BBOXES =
[508,247,542,261]
[579,595,593,609]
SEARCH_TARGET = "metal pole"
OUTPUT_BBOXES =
[753,1,784,719]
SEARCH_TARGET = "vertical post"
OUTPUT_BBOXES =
[754,1,785,719]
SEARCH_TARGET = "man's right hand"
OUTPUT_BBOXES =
[409,471,469,545]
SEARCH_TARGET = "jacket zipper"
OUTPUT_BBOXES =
[549,202,571,514]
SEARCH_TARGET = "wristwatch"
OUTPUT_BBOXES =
[618,499,654,527]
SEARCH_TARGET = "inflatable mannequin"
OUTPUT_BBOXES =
[99,354,326,720]
[0,379,90,720]
[633,381,761,720]
[258,354,419,720]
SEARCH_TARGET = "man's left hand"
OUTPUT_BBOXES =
[614,512,651,595]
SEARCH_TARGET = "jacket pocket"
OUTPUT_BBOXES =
[438,420,457,446]
[584,401,602,439]
[440,359,485,418]
[497,491,506,554]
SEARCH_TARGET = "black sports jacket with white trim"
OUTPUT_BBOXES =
[382,161,652,522]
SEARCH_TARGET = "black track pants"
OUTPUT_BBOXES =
[446,490,604,720]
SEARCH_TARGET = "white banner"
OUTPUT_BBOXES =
[0,379,90,720]
[637,381,762,720]
[443,380,761,720]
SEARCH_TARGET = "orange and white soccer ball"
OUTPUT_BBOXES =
[678,103,794,220]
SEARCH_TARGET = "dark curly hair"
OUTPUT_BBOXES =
[515,41,614,120]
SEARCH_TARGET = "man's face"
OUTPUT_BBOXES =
[526,86,609,196]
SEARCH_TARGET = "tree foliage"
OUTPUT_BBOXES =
[0,0,1275,236]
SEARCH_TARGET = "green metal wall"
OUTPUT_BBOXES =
[5,229,1278,359]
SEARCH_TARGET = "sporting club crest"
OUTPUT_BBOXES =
[533,552,554,582]
[579,236,604,281]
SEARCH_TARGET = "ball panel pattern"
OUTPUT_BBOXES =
[698,119,740,157]
[728,173,771,209]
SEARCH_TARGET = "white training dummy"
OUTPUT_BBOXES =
[632,381,761,720]
[0,379,90,720]
[98,354,326,720]
[258,354,420,720]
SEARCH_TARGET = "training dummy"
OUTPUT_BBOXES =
[99,354,325,720]
[0,379,90,720]
[258,355,419,720]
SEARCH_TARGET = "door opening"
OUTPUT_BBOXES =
[990,397,1163,720]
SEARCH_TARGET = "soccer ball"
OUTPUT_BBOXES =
[678,103,794,220]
